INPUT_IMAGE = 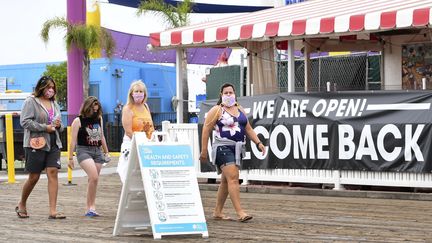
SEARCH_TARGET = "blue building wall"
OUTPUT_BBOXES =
[0,58,176,119]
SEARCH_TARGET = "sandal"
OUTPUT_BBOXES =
[238,215,253,222]
[212,215,233,221]
[15,206,29,218]
[48,212,66,219]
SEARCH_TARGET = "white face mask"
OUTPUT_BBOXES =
[222,95,236,107]
[132,93,144,103]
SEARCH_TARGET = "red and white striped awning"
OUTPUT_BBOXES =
[150,0,432,49]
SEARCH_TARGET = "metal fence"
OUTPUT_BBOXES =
[277,53,382,92]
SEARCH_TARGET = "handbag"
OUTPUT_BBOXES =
[29,136,46,150]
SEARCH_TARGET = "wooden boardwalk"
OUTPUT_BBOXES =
[1,167,432,242]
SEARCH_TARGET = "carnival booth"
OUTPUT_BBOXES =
[151,0,432,189]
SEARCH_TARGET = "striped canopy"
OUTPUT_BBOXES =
[150,0,432,49]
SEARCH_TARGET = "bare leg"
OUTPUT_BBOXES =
[79,159,102,211]
[18,172,41,213]
[213,173,229,217]
[46,167,59,216]
[222,164,248,219]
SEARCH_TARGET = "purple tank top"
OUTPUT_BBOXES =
[214,107,247,142]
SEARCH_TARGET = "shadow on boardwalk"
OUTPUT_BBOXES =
[1,164,432,242]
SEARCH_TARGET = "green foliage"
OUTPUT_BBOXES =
[41,17,115,58]
[137,0,193,28]
[40,17,116,98]
[43,62,67,110]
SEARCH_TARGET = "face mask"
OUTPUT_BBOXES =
[92,111,99,118]
[222,95,236,107]
[132,93,144,103]
[44,89,55,99]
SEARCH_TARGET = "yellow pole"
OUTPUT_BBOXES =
[5,113,15,183]
[67,126,73,184]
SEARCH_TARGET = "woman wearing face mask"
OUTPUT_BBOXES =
[68,96,109,217]
[200,83,265,223]
[16,76,65,219]
[117,80,154,183]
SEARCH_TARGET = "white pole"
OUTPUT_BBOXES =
[176,49,184,123]
[287,40,295,93]
[422,77,427,90]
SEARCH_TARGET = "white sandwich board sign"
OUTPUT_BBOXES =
[113,132,208,239]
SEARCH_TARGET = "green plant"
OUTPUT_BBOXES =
[43,62,67,110]
[137,0,193,28]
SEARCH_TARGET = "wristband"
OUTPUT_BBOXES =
[256,141,262,146]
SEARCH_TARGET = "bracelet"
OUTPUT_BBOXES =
[256,141,262,146]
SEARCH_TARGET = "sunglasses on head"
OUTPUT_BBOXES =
[39,76,53,85]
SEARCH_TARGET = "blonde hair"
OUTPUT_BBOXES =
[126,80,148,106]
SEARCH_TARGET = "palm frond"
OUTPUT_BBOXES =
[40,17,70,43]
[137,0,193,28]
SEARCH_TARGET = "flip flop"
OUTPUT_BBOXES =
[238,215,253,222]
[15,206,29,218]
[212,215,233,221]
[48,212,66,219]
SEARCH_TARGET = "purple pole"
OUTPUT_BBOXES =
[66,0,85,125]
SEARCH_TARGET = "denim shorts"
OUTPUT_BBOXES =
[215,145,236,170]
[76,145,104,164]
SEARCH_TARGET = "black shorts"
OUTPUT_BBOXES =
[24,145,61,173]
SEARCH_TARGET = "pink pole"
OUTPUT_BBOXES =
[66,0,85,124]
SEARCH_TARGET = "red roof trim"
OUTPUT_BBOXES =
[380,11,397,29]
[292,19,306,35]
[320,17,335,34]
[171,31,182,45]
[216,27,229,41]
[265,22,279,37]
[193,29,205,43]
[240,24,254,39]
[150,33,160,47]
[349,14,365,31]
[413,8,430,27]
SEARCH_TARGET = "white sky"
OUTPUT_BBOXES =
[0,0,274,65]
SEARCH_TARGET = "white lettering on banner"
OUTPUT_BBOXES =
[253,100,275,119]
[316,125,329,159]
[338,125,355,159]
[405,124,424,161]
[254,99,309,119]
[252,126,269,160]
[293,125,315,159]
[269,125,291,159]
[336,124,424,161]
[356,125,378,160]
[377,124,401,162]
[312,99,367,117]
[251,124,425,162]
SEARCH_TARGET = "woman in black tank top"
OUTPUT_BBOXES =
[68,96,110,217]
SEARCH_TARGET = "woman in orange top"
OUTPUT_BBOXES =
[122,80,154,139]
[117,80,154,182]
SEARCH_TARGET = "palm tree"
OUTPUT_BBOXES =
[41,16,115,98]
[137,0,193,122]
[137,0,193,28]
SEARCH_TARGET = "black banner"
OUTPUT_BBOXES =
[199,91,432,173]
